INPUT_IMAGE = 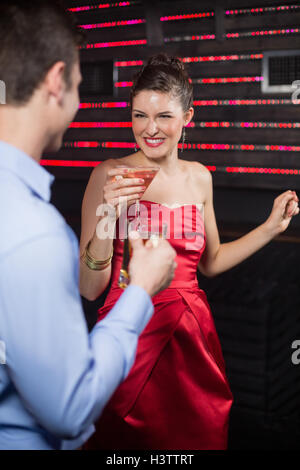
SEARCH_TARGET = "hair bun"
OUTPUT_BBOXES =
[130,52,193,111]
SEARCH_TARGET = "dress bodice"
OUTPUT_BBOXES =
[110,200,206,289]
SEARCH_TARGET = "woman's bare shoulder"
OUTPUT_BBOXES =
[181,160,212,183]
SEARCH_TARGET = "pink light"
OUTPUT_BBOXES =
[72,142,100,148]
[78,99,300,109]
[193,98,300,106]
[114,54,263,67]
[225,167,300,175]
[160,12,214,21]
[115,81,133,87]
[69,122,132,128]
[79,102,129,109]
[68,2,131,12]
[166,28,299,44]
[225,5,300,16]
[84,39,147,49]
[40,159,300,175]
[115,77,263,87]
[226,28,300,39]
[192,76,263,84]
[115,60,144,66]
[182,53,263,63]
[102,142,135,148]
[63,141,300,152]
[165,34,215,43]
[40,160,102,167]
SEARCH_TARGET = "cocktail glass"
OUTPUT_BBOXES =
[112,165,159,220]
[118,222,168,289]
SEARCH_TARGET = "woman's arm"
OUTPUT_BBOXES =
[79,162,114,301]
[80,161,147,301]
[197,167,299,278]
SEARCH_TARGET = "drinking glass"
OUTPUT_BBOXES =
[118,222,168,289]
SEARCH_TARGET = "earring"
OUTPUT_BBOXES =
[181,127,186,153]
[134,142,138,152]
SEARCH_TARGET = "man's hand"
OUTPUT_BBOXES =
[128,231,177,297]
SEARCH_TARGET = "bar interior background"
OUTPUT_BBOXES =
[46,0,300,449]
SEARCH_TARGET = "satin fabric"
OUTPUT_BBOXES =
[86,201,233,450]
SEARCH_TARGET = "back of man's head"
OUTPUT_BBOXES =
[0,0,84,106]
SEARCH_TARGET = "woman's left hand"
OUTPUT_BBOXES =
[264,190,299,236]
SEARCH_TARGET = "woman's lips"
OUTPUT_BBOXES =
[143,138,165,148]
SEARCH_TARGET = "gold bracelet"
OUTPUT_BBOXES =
[82,241,114,271]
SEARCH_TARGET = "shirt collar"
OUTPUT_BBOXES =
[0,140,55,202]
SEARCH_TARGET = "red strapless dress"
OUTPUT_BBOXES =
[86,201,233,450]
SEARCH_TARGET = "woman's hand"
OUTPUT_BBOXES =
[103,168,146,219]
[263,190,299,236]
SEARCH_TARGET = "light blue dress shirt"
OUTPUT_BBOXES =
[0,141,153,450]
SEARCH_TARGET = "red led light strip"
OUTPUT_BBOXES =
[40,159,300,175]
[82,29,299,49]
[115,81,133,87]
[114,60,144,66]
[165,34,215,43]
[226,5,300,16]
[79,98,300,108]
[225,167,300,174]
[40,159,100,167]
[68,3,299,15]
[160,12,213,21]
[69,121,300,129]
[114,54,263,67]
[68,2,136,12]
[84,39,147,49]
[165,28,300,43]
[70,122,132,128]
[193,98,300,106]
[79,12,214,29]
[79,101,128,109]
[62,141,300,152]
[115,76,263,87]
[226,28,300,39]
[190,121,300,129]
[178,143,300,152]
[182,53,263,63]
[80,19,145,29]
[192,76,263,84]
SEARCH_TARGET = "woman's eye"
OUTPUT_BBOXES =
[160,115,172,118]
[134,114,145,118]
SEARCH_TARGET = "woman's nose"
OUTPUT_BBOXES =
[145,120,158,135]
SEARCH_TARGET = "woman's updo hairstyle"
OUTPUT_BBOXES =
[130,53,193,113]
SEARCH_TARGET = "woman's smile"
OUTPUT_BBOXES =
[143,137,165,148]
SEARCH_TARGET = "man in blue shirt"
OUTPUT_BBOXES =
[0,1,176,450]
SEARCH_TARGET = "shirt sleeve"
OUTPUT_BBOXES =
[0,230,153,442]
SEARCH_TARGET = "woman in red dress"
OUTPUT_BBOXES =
[79,54,299,450]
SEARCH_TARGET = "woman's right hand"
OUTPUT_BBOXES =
[103,167,146,219]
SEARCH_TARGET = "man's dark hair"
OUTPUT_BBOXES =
[0,0,85,105]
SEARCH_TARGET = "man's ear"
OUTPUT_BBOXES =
[44,61,66,105]
[184,107,194,126]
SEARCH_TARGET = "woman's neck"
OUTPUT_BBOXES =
[137,148,180,176]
